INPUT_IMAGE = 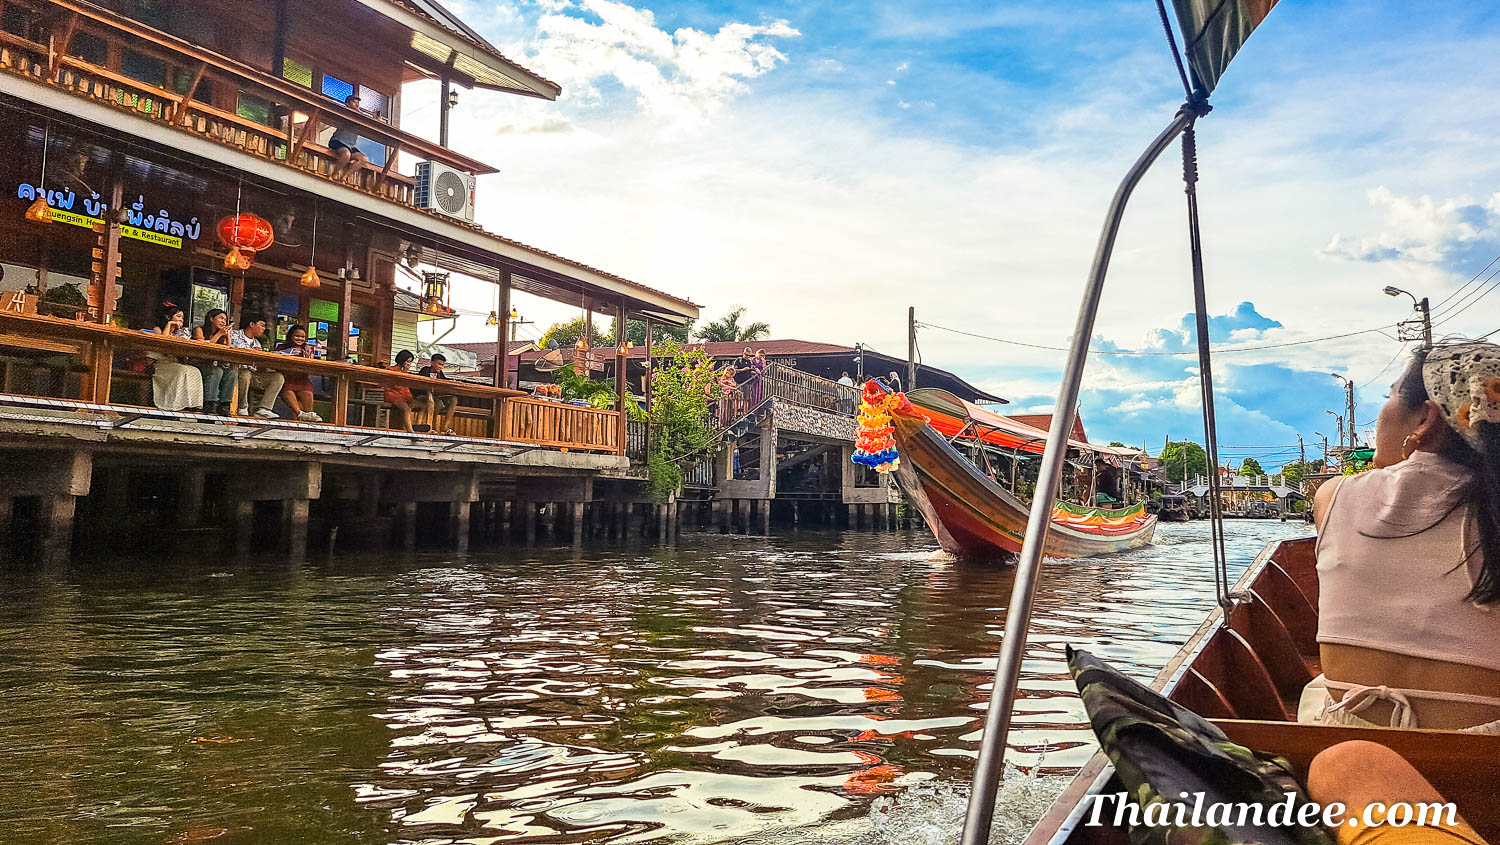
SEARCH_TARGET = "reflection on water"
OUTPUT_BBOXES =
[0,520,1312,843]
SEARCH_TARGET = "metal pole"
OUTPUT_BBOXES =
[1419,296,1433,350]
[439,75,452,147]
[1347,381,1356,448]
[907,306,917,391]
[959,107,1194,845]
[494,270,511,388]
[855,342,864,382]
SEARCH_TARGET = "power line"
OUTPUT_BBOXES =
[916,320,1400,357]
[1433,270,1500,328]
[1357,342,1411,389]
[1432,250,1500,311]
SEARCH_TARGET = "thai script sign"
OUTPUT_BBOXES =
[15,183,198,249]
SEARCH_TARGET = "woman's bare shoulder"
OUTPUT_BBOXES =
[1313,476,1345,533]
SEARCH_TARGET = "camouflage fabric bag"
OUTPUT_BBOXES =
[1067,647,1332,845]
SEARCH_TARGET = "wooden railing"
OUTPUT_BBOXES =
[0,312,640,452]
[504,397,620,453]
[0,0,494,208]
[764,362,858,414]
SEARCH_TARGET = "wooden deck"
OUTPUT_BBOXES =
[0,311,624,454]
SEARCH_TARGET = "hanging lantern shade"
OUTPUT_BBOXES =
[24,197,53,223]
[216,213,275,252]
[421,271,449,314]
[299,266,322,288]
[224,246,254,271]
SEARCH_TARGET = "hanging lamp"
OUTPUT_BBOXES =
[25,122,53,223]
[300,202,321,287]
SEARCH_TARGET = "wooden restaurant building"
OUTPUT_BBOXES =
[0,0,700,563]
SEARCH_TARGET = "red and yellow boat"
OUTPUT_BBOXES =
[885,387,1156,560]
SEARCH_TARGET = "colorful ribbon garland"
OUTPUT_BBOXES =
[852,381,902,472]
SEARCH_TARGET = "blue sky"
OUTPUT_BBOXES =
[422,0,1500,470]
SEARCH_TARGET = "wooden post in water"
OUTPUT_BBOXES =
[235,498,255,557]
[524,501,537,546]
[39,495,75,568]
[572,502,585,547]
[401,502,417,552]
[452,501,470,553]
[285,499,309,563]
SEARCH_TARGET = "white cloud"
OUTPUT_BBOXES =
[1320,187,1500,264]
[502,0,798,122]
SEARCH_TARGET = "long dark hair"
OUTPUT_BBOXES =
[156,301,183,330]
[1395,348,1500,604]
[276,323,308,351]
[201,308,227,334]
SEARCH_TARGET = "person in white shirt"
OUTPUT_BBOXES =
[231,314,284,418]
[837,371,856,413]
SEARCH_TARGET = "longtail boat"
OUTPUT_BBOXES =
[1025,537,1500,844]
[883,386,1157,560]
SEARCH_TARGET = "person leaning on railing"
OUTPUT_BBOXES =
[416,353,458,435]
[383,350,416,433]
[141,302,203,413]
[230,314,284,419]
[191,308,235,416]
[273,324,323,422]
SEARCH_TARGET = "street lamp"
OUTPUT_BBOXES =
[1330,372,1357,448]
[1383,285,1432,349]
[1325,410,1345,449]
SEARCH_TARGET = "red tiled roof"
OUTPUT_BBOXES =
[1008,413,1089,444]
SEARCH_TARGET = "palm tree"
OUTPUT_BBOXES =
[694,306,770,343]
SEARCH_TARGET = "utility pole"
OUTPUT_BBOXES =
[1346,380,1357,448]
[1298,434,1305,468]
[854,342,864,382]
[906,307,917,391]
[1419,296,1433,350]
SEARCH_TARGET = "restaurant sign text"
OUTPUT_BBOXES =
[16,183,199,249]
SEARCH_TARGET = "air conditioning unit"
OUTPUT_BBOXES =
[414,161,476,222]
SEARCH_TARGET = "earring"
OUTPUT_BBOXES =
[1400,433,1422,461]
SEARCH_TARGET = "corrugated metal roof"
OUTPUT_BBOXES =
[375,0,562,98]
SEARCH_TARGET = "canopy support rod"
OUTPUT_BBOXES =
[959,105,1196,845]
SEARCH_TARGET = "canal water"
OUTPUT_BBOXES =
[0,519,1313,844]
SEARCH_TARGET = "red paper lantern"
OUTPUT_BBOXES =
[217,214,275,252]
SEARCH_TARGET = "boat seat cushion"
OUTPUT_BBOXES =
[1068,647,1332,845]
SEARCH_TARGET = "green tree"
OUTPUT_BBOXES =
[1159,440,1208,484]
[539,316,611,350]
[694,306,770,343]
[645,340,725,500]
[1278,459,1325,485]
[611,317,693,347]
[1238,457,1266,476]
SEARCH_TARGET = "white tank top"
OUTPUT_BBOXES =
[1316,450,1499,672]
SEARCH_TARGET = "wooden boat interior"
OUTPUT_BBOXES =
[1028,537,1500,845]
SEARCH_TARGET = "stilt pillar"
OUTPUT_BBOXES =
[452,501,470,553]
[524,501,537,546]
[39,495,75,567]
[761,500,772,535]
[234,498,255,557]
[177,468,205,527]
[401,501,417,552]
[657,504,668,542]
[285,498,309,563]
[572,502,585,547]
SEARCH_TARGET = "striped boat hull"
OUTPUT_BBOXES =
[889,410,1156,561]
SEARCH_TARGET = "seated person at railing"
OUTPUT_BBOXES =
[230,313,284,419]
[274,324,322,423]
[328,95,369,183]
[416,353,458,435]
[1307,342,1500,732]
[192,308,235,416]
[1094,457,1121,505]
[142,302,203,413]
[383,349,416,433]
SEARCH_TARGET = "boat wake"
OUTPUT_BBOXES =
[726,764,1066,845]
